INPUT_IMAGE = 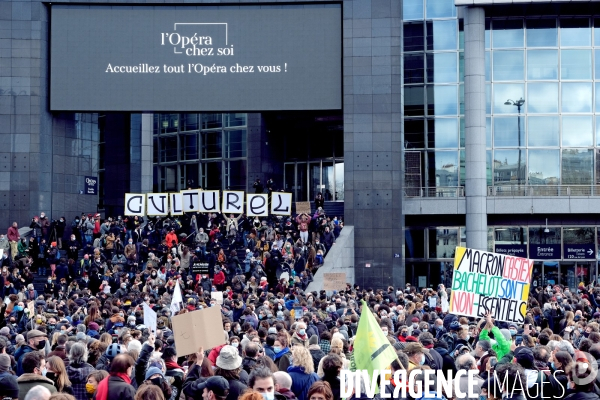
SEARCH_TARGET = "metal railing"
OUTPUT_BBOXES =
[488,185,600,196]
[404,187,465,197]
[404,185,600,197]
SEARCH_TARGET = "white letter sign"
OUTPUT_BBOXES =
[125,193,145,216]
[271,192,292,216]
[222,191,244,214]
[181,190,200,212]
[247,194,268,217]
[146,193,169,216]
[199,190,220,213]
[170,193,183,216]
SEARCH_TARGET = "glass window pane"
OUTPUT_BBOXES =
[203,162,222,190]
[427,20,457,51]
[561,50,592,80]
[404,23,425,52]
[485,20,490,49]
[493,83,524,114]
[562,149,593,185]
[335,161,344,201]
[405,119,426,148]
[487,117,492,147]
[225,113,247,127]
[493,149,525,185]
[596,83,600,113]
[492,50,524,81]
[596,150,600,183]
[406,54,425,84]
[225,129,247,158]
[486,83,491,114]
[594,50,600,79]
[428,85,458,116]
[562,116,593,147]
[426,0,455,19]
[560,18,591,47]
[485,51,490,81]
[181,164,199,189]
[181,114,199,131]
[528,116,559,147]
[405,86,425,116]
[427,53,457,83]
[227,160,247,191]
[526,19,558,47]
[403,0,424,21]
[405,229,425,258]
[202,114,222,130]
[492,19,524,49]
[527,50,558,80]
[162,166,178,192]
[493,116,524,147]
[561,83,592,113]
[159,136,178,162]
[202,132,222,159]
[528,149,559,185]
[427,151,458,187]
[180,133,199,161]
[527,83,558,114]
[595,18,600,47]
[428,228,458,259]
[428,118,458,148]
[487,150,493,185]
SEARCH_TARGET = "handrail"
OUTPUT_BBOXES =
[404,187,465,197]
[487,185,600,196]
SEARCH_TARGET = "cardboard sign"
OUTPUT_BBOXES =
[323,272,347,291]
[143,303,157,334]
[171,307,226,357]
[296,201,312,215]
[449,246,533,324]
[211,291,224,305]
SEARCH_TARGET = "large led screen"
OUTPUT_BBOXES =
[50,5,341,111]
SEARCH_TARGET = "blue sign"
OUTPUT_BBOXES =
[494,244,527,257]
[84,176,98,195]
[529,244,561,260]
[564,244,595,260]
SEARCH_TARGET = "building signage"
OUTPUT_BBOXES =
[84,176,98,195]
[494,245,527,257]
[564,244,595,259]
[50,6,341,111]
[528,244,561,260]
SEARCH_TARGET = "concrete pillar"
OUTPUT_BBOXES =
[464,7,487,251]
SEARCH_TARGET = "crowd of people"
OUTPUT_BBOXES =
[0,207,598,400]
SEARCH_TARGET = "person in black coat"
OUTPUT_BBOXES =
[434,340,458,375]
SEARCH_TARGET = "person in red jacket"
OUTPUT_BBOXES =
[165,228,178,250]
[213,267,226,291]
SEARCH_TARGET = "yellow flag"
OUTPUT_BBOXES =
[350,300,398,388]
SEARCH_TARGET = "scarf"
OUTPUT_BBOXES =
[96,373,131,400]
[165,360,184,370]
[274,347,290,360]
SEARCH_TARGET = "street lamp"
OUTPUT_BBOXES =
[505,98,525,186]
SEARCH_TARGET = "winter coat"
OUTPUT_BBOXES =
[287,366,319,400]
[67,362,96,400]
[309,345,326,371]
[17,373,57,400]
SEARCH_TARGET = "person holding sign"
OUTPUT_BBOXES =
[479,312,511,360]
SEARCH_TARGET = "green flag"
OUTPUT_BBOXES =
[350,300,398,379]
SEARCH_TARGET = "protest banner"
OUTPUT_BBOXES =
[449,246,533,324]
[211,291,223,305]
[323,272,347,291]
[171,307,226,357]
[143,303,157,334]
[296,201,311,215]
[125,190,293,217]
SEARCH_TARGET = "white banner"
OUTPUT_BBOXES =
[181,190,200,212]
[199,191,221,213]
[169,193,183,216]
[271,192,292,215]
[143,302,157,334]
[124,193,145,216]
[222,191,244,214]
[247,194,268,217]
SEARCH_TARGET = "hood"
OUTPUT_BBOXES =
[17,373,54,384]
[110,314,125,323]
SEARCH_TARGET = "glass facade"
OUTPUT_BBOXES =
[153,113,247,192]
[404,11,600,189]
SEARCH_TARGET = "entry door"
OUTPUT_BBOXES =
[310,162,322,200]
[296,163,307,201]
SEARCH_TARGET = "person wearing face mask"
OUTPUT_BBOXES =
[84,370,108,400]
[16,352,57,397]
[143,367,173,400]
[248,367,288,400]
[15,329,48,376]
[403,342,429,372]
[291,322,309,348]
[46,356,74,396]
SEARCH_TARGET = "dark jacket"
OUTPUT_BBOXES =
[321,375,341,400]
[67,361,96,400]
[309,346,326,371]
[105,375,136,400]
[183,363,247,400]
[287,366,319,400]
[242,356,259,375]
[0,371,19,399]
[14,345,35,376]
[564,391,600,400]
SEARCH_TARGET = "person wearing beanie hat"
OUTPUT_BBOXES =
[0,354,18,400]
[87,322,100,340]
[479,313,511,360]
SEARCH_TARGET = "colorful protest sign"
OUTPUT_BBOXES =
[449,246,533,324]
[171,306,226,357]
